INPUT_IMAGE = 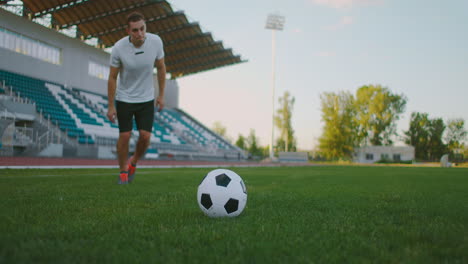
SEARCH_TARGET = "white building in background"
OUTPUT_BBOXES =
[354,146,415,164]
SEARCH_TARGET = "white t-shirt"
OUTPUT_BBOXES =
[110,33,164,103]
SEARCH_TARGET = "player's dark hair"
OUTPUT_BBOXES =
[127,12,145,26]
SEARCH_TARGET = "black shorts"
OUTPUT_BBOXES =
[116,100,154,133]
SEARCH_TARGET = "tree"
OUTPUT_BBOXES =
[404,112,447,161]
[246,129,263,158]
[318,91,357,160]
[212,121,227,137]
[354,85,407,146]
[235,134,246,150]
[274,91,296,152]
[275,137,297,153]
[404,112,426,160]
[212,121,231,142]
[427,118,446,161]
[445,118,467,153]
[261,145,270,158]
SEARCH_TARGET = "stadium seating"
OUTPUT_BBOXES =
[1,69,241,159]
[76,89,238,156]
[75,89,184,145]
[156,109,232,150]
[0,70,94,144]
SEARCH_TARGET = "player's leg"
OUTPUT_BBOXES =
[132,130,151,163]
[117,132,132,170]
[115,101,135,184]
[128,100,154,182]
[117,131,131,183]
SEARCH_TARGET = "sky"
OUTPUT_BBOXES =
[169,0,468,150]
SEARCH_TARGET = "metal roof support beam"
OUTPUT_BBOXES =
[165,41,222,57]
[32,0,91,18]
[166,49,233,67]
[51,15,61,30]
[59,0,167,29]
[157,22,200,37]
[87,12,188,39]
[22,4,33,18]
[76,28,84,40]
[164,32,212,46]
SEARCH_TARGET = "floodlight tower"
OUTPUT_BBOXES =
[265,13,285,160]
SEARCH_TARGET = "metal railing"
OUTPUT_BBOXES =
[13,126,34,147]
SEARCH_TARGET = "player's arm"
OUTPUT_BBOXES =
[107,66,120,122]
[155,57,166,111]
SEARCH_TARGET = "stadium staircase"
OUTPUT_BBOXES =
[0,81,81,156]
[0,70,94,145]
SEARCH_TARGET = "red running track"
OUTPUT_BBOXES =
[0,156,311,168]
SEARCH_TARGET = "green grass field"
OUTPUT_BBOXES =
[1,166,467,263]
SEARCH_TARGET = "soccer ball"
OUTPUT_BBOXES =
[197,169,247,218]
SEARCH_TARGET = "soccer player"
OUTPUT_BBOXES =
[107,11,166,184]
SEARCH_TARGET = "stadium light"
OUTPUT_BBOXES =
[265,14,285,160]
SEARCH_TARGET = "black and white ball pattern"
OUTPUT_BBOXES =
[197,169,247,217]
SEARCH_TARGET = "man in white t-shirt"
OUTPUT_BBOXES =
[107,12,166,184]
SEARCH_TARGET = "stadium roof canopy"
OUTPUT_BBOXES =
[0,0,245,78]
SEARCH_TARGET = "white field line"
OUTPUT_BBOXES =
[0,163,312,170]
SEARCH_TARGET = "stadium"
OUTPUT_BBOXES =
[0,0,248,164]
[1,1,467,263]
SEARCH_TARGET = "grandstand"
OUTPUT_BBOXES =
[0,1,246,161]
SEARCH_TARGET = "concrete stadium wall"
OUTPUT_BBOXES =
[0,9,179,108]
[159,79,179,109]
[0,97,36,117]
[0,9,108,95]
